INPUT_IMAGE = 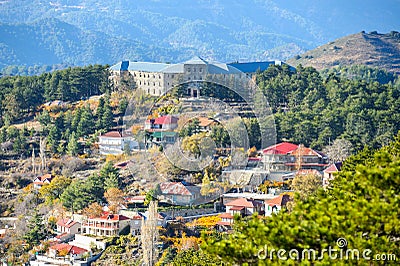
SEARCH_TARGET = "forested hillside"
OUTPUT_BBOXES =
[0,63,399,158]
[257,65,400,150]
[0,65,110,127]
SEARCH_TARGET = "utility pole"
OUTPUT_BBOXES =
[296,144,304,171]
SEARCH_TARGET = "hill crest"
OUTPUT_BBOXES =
[287,31,400,74]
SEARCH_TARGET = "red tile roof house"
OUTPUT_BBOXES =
[48,243,90,260]
[323,162,342,188]
[216,212,235,228]
[262,142,299,173]
[287,145,329,171]
[33,174,54,189]
[159,182,202,206]
[225,197,263,216]
[98,131,139,155]
[124,195,146,207]
[145,115,179,131]
[217,197,263,229]
[56,218,81,236]
[81,212,130,237]
[264,194,292,216]
[197,116,218,131]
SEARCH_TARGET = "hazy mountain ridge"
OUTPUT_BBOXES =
[287,31,400,74]
[0,0,399,70]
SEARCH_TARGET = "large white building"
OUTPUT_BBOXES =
[110,56,290,96]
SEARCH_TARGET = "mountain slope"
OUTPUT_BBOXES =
[0,0,399,69]
[287,31,400,74]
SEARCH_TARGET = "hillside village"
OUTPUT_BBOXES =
[2,58,354,265]
[0,53,399,265]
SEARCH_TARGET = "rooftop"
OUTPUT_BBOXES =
[295,169,322,177]
[34,174,54,184]
[89,212,130,221]
[100,131,122,138]
[324,162,343,173]
[57,218,79,228]
[160,182,201,196]
[154,115,179,125]
[289,146,326,158]
[263,142,298,155]
[225,197,255,208]
[265,194,292,207]
[228,61,282,73]
[50,243,88,255]
[110,61,170,72]
[110,58,292,75]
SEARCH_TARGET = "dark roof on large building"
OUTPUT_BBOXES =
[110,57,292,75]
[228,61,282,73]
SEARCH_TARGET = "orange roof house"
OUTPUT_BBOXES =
[225,197,263,216]
[265,194,292,216]
[48,243,89,259]
[33,174,54,189]
[56,218,81,236]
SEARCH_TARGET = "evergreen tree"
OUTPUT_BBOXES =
[60,180,95,212]
[67,131,79,156]
[96,97,105,129]
[77,105,94,137]
[24,210,46,248]
[100,161,120,180]
[100,95,113,131]
[47,125,59,154]
[0,127,7,142]
[71,108,82,133]
[104,172,120,190]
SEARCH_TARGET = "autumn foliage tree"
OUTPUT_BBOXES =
[82,202,103,218]
[39,176,71,204]
[104,187,124,213]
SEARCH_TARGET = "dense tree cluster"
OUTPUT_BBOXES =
[60,162,121,211]
[321,65,398,85]
[257,64,400,150]
[0,64,110,126]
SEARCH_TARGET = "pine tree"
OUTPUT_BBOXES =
[67,131,79,156]
[77,105,94,137]
[71,108,82,133]
[96,97,105,130]
[47,125,59,154]
[104,172,120,190]
[24,210,46,248]
[102,103,113,131]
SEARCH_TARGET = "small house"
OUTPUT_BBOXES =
[33,174,54,189]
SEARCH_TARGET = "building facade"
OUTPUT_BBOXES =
[110,57,291,96]
[82,213,130,237]
[98,131,139,155]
